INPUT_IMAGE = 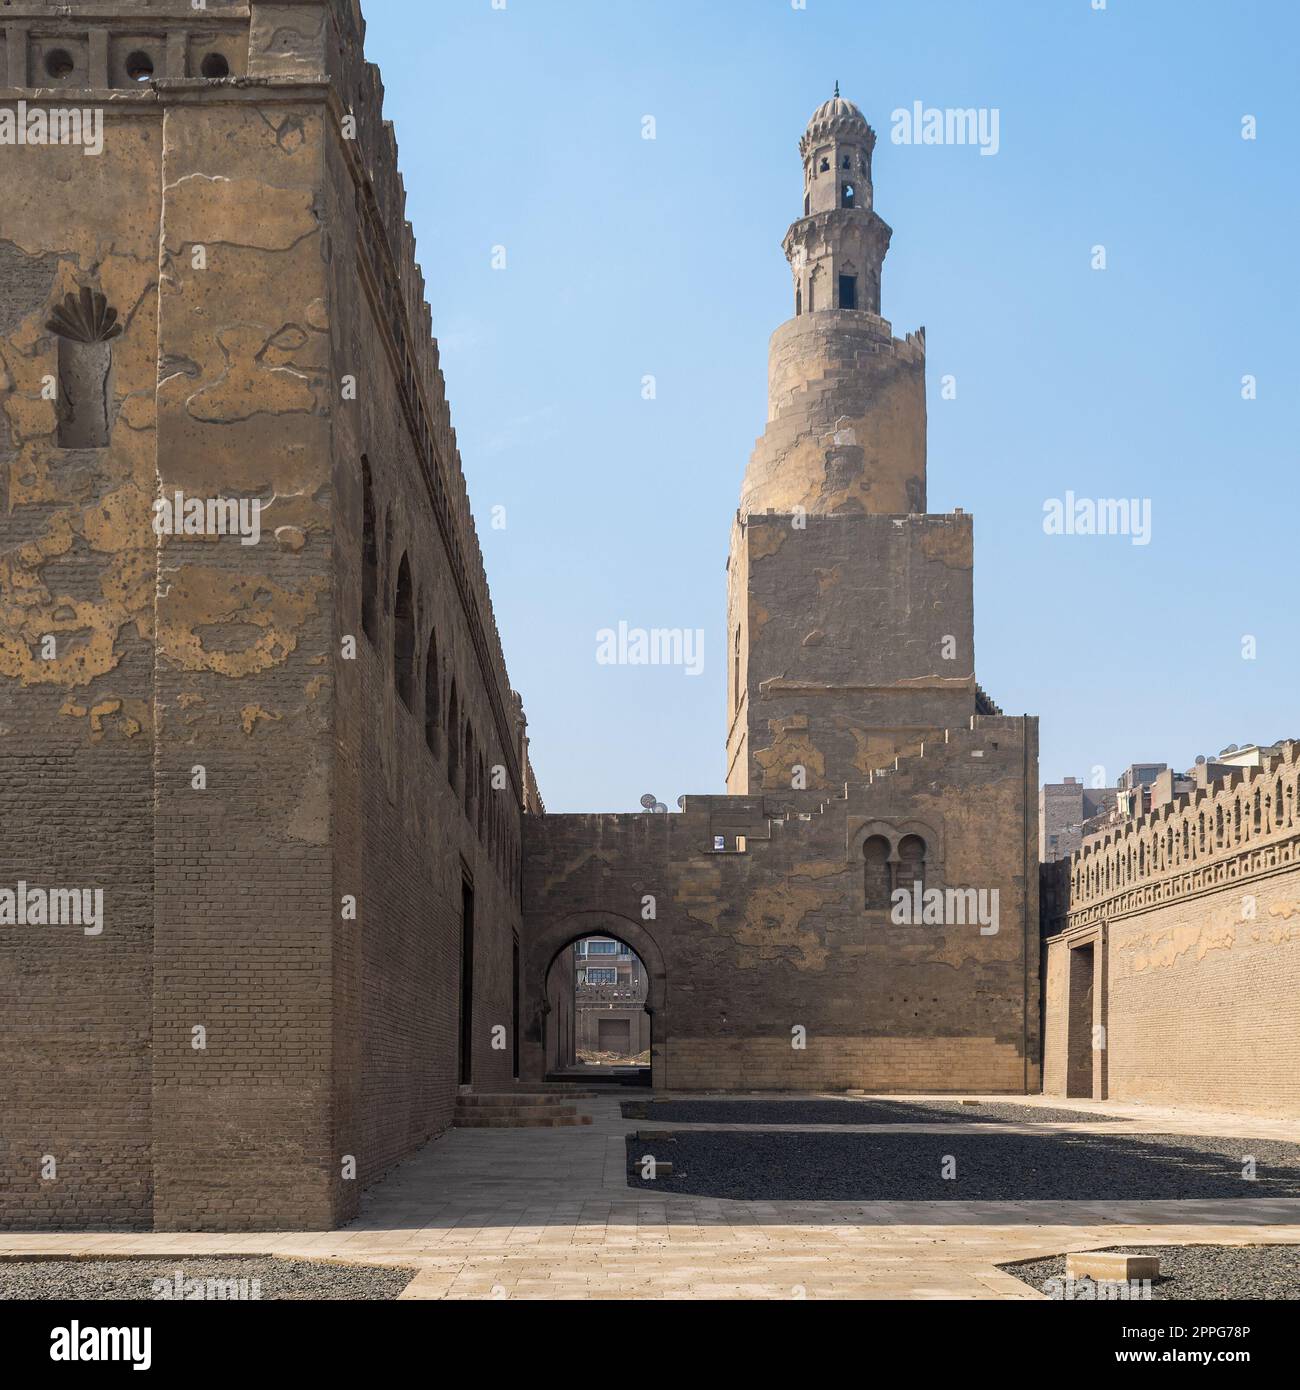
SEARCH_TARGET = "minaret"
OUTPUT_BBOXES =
[739,91,927,520]
[726,93,974,796]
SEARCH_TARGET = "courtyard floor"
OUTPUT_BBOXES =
[3,1092,1299,1300]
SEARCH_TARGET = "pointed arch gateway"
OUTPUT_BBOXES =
[521,911,668,1088]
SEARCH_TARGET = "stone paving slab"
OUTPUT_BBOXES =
[4,1093,1299,1299]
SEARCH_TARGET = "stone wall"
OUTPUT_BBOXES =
[524,716,1040,1094]
[1042,741,1300,1115]
[1,0,533,1231]
[729,509,976,794]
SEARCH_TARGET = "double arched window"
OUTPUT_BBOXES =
[862,831,929,911]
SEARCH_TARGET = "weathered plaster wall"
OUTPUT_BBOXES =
[739,312,926,519]
[728,510,976,794]
[2,0,532,1232]
[525,717,1039,1094]
[0,95,162,1229]
[1043,743,1300,1116]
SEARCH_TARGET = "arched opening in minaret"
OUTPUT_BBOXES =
[838,275,858,311]
[841,181,856,209]
[796,285,802,316]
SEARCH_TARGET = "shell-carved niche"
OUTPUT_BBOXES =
[45,289,123,449]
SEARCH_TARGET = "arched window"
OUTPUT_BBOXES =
[796,284,802,316]
[863,835,891,910]
[360,457,378,641]
[447,682,460,790]
[897,834,926,895]
[464,725,476,816]
[841,182,856,208]
[393,553,414,708]
[424,630,440,755]
[46,289,122,449]
[478,754,488,839]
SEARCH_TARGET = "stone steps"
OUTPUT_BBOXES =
[453,1091,595,1129]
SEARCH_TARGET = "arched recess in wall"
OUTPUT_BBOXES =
[46,289,122,449]
[424,629,440,754]
[897,834,926,893]
[360,457,378,641]
[447,681,460,789]
[464,724,476,818]
[863,835,891,910]
[393,553,415,708]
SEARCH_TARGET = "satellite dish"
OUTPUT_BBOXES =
[653,802,668,814]
[676,795,686,809]
[1195,755,1206,765]
[639,793,657,810]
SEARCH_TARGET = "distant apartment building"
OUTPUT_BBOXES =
[1040,777,1114,862]
[1043,746,1292,860]
[546,938,651,1070]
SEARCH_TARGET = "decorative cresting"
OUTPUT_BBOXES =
[1056,741,1300,931]
[46,288,122,449]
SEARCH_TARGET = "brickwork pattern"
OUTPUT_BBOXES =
[1043,743,1300,1116]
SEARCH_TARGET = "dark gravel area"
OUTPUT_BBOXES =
[1002,1245,1300,1300]
[0,1257,414,1301]
[622,1098,1125,1126]
[625,1131,1300,1201]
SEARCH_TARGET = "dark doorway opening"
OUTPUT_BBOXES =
[512,933,521,1080]
[1066,942,1094,1098]
[459,875,475,1086]
[839,274,858,310]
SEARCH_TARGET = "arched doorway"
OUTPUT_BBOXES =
[522,912,667,1089]
[547,934,651,1083]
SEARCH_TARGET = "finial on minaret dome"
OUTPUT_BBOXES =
[834,80,840,98]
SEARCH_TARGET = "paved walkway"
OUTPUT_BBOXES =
[4,1093,1299,1299]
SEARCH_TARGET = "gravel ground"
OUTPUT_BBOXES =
[0,1257,414,1302]
[625,1131,1300,1201]
[622,1098,1124,1126]
[1001,1245,1300,1300]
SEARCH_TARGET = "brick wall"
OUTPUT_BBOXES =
[524,716,1040,1095]
[1,0,533,1231]
[1043,743,1300,1116]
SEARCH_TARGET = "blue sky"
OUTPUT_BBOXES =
[364,0,1299,812]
